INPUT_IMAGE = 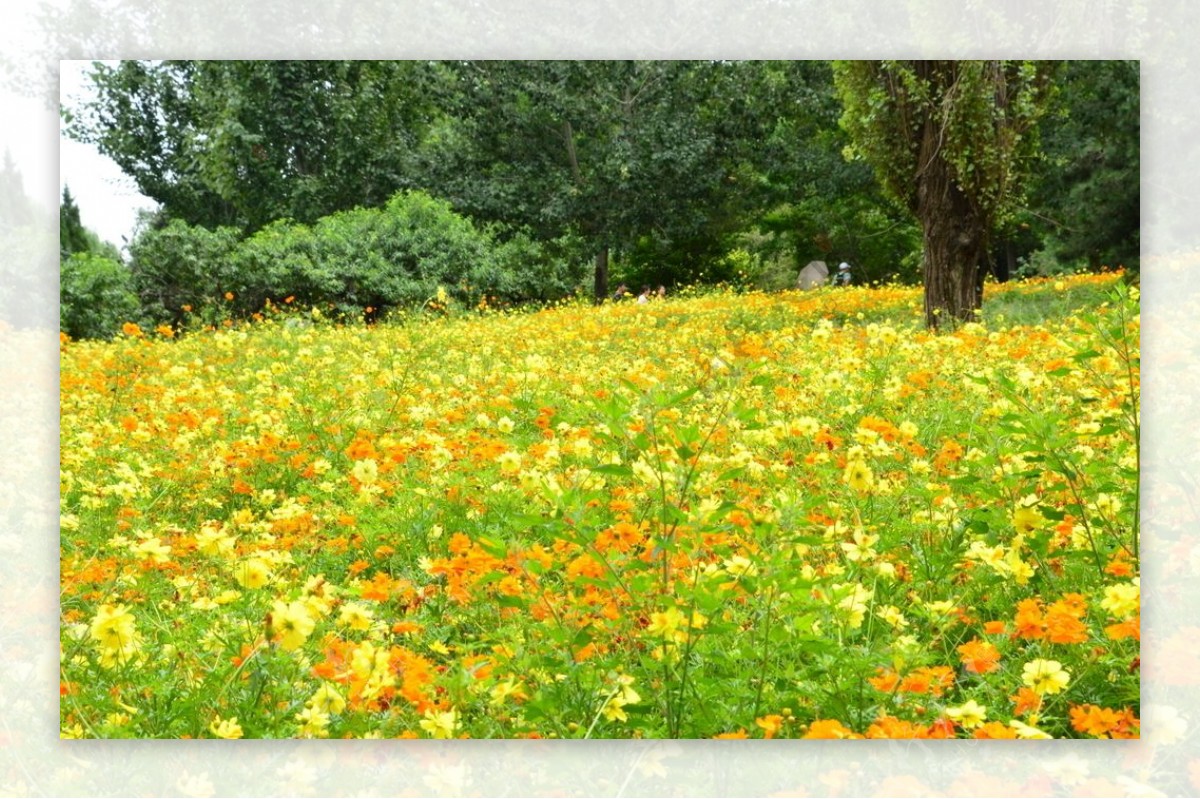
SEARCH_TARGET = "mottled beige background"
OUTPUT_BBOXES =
[3,2,1190,794]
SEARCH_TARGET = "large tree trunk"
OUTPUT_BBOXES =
[916,127,987,330]
[593,245,609,304]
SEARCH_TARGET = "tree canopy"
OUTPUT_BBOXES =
[62,59,1139,330]
[833,60,1056,327]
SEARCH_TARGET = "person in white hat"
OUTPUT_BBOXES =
[836,262,852,286]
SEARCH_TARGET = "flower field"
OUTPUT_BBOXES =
[60,274,1139,739]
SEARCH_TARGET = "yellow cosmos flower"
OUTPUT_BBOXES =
[1011,496,1045,535]
[89,604,140,666]
[309,683,347,715]
[601,675,641,723]
[946,699,988,729]
[1009,719,1053,739]
[646,607,686,640]
[209,716,244,739]
[338,602,374,631]
[1022,658,1071,695]
[295,706,330,738]
[233,558,272,590]
[351,458,379,485]
[271,599,316,651]
[1100,579,1139,619]
[419,707,459,739]
[843,459,874,493]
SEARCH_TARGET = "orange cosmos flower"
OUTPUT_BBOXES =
[803,719,862,739]
[713,730,749,739]
[1010,686,1043,716]
[957,638,1002,674]
[755,714,784,739]
[1070,704,1140,739]
[1012,598,1046,639]
[866,715,930,739]
[972,721,1020,739]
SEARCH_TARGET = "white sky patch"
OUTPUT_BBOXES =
[58,60,159,251]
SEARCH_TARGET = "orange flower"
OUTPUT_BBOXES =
[391,620,422,635]
[1070,704,1140,739]
[957,638,1002,674]
[898,666,955,697]
[972,721,1020,739]
[1105,617,1140,641]
[1012,598,1045,639]
[866,715,930,739]
[1010,686,1042,716]
[803,719,861,739]
[868,668,900,693]
[713,730,749,739]
[755,714,784,739]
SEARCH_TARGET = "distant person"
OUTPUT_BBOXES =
[637,286,651,304]
[656,285,666,299]
[612,284,630,301]
[836,262,853,286]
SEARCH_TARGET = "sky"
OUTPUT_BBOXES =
[57,60,159,250]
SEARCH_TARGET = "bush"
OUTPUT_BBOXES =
[60,253,143,340]
[488,227,590,304]
[124,190,593,324]
[127,220,241,323]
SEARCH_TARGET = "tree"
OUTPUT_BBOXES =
[432,61,784,301]
[59,185,90,258]
[1030,60,1139,275]
[64,60,445,232]
[833,61,1054,328]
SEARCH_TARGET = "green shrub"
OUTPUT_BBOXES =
[128,220,241,322]
[488,228,590,303]
[60,253,143,340]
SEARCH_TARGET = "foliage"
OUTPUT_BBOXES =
[432,61,844,300]
[65,60,445,232]
[1029,60,1140,274]
[833,61,1056,327]
[61,273,1138,739]
[127,219,242,324]
[64,59,1137,316]
[60,252,142,340]
[120,190,589,332]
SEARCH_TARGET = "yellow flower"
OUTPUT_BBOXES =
[722,554,759,579]
[1101,579,1139,619]
[601,675,641,723]
[89,604,140,665]
[833,582,873,629]
[1011,496,1045,535]
[271,599,316,651]
[1009,719,1053,739]
[419,707,459,739]
[295,706,330,738]
[338,602,374,631]
[840,527,878,561]
[351,458,379,485]
[843,459,874,493]
[196,523,236,557]
[132,536,171,563]
[646,607,686,640]
[233,558,272,589]
[945,699,988,729]
[309,683,346,715]
[1022,658,1071,695]
[209,716,244,739]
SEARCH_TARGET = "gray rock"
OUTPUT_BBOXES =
[797,260,829,290]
